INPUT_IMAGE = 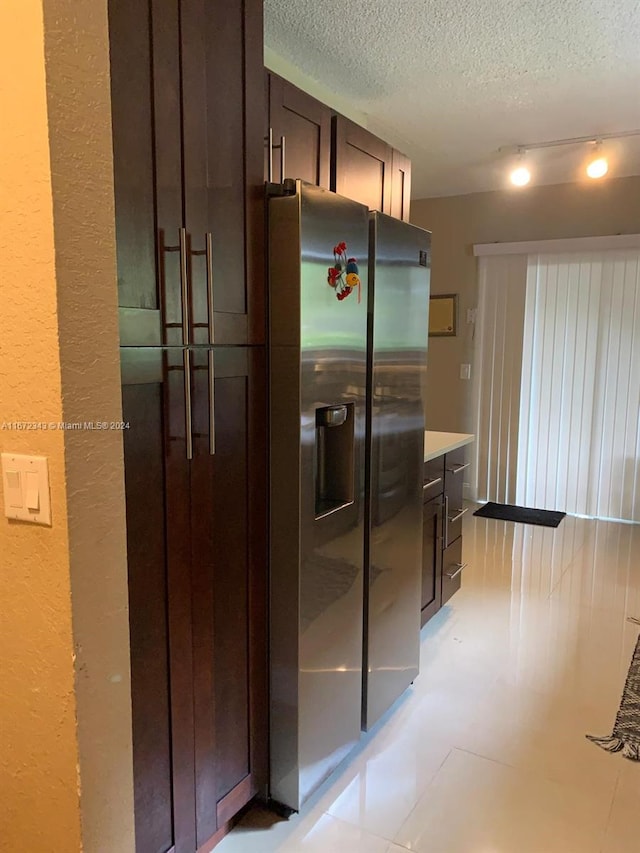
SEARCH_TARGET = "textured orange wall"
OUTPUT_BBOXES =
[0,2,82,849]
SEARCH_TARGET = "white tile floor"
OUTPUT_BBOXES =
[217,510,640,853]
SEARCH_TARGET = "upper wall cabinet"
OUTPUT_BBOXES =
[390,149,412,223]
[332,116,393,215]
[263,74,411,221]
[109,0,265,348]
[332,115,411,222]
[265,72,332,188]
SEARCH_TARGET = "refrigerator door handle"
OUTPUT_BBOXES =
[208,349,216,456]
[184,348,193,460]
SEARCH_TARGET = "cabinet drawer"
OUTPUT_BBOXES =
[444,446,469,498]
[442,537,465,605]
[423,455,445,502]
[444,493,468,547]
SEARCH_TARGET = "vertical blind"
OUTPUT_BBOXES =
[473,255,527,504]
[516,250,640,522]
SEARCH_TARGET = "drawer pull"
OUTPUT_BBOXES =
[445,562,467,581]
[446,462,470,475]
[447,507,468,524]
[423,476,442,490]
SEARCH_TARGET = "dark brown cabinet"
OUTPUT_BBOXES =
[390,149,412,223]
[262,75,412,219]
[109,0,265,348]
[332,116,393,214]
[331,115,412,220]
[421,445,469,625]
[265,73,332,188]
[111,1,268,849]
[121,347,267,852]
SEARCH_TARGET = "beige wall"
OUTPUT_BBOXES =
[0,2,134,850]
[411,176,640,433]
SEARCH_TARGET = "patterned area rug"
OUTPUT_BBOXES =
[587,629,640,761]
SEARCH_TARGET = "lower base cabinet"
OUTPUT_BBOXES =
[121,346,267,853]
[421,446,469,626]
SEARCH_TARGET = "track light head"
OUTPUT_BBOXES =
[509,149,531,187]
[586,142,608,179]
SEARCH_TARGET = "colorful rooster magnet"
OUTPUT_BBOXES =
[327,242,361,302]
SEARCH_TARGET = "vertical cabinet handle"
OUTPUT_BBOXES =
[189,232,215,344]
[444,494,449,545]
[267,127,274,182]
[279,134,286,181]
[179,227,190,345]
[205,232,214,344]
[162,228,190,344]
[208,349,216,456]
[184,349,193,460]
[266,132,286,181]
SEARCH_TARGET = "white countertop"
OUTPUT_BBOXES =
[424,431,475,462]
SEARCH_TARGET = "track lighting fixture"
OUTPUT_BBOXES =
[500,129,640,187]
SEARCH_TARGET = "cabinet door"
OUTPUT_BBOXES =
[181,0,265,347]
[390,149,412,222]
[268,74,332,188]
[421,495,443,625]
[332,116,392,213]
[121,348,196,853]
[189,347,268,849]
[109,0,183,347]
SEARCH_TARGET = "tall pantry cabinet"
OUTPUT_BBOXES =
[108,1,267,851]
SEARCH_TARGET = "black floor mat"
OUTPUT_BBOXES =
[473,502,566,528]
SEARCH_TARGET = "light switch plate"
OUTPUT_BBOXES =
[1,453,51,525]
[460,363,471,380]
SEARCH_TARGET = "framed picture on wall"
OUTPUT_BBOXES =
[429,294,458,336]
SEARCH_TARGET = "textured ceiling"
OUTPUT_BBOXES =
[264,0,640,198]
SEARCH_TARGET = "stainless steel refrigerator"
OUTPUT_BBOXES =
[268,181,430,814]
[363,212,431,731]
